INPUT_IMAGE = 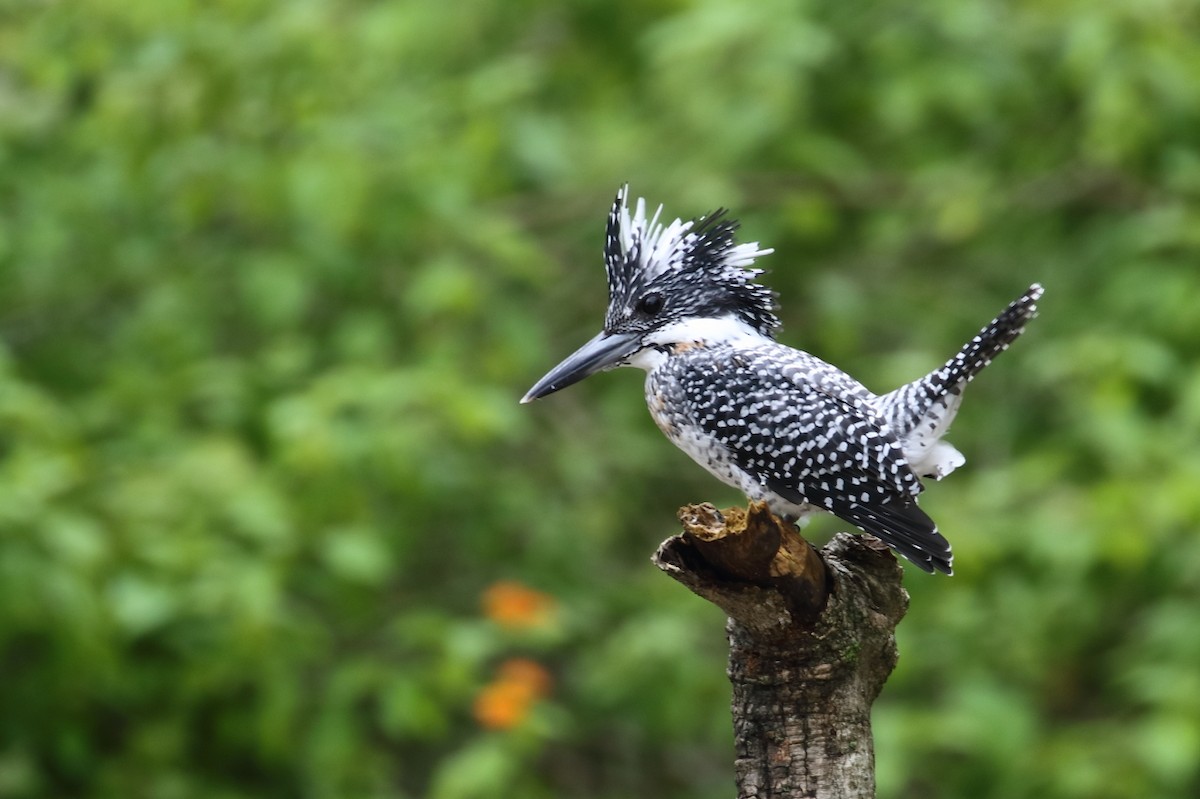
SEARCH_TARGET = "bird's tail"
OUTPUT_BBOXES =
[873,283,1043,477]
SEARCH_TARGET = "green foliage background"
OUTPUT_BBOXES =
[2,0,1199,797]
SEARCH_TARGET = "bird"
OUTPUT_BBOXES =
[521,186,1042,574]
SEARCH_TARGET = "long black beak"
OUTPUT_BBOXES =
[521,330,641,403]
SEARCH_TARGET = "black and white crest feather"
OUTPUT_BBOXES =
[602,185,780,337]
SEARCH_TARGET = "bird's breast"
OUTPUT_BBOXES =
[643,356,753,492]
[647,385,679,438]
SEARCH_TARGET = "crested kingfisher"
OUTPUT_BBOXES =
[522,186,1042,574]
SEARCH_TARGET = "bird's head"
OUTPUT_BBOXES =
[522,186,778,403]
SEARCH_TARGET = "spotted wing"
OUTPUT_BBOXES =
[678,343,953,574]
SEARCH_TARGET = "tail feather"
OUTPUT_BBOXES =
[920,283,1042,403]
[873,283,1043,477]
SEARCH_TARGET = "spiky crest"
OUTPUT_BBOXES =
[602,185,780,337]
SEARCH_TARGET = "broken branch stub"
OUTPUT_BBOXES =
[652,500,910,798]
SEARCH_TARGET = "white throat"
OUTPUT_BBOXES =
[627,315,766,372]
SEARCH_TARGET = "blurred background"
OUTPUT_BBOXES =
[1,0,1199,797]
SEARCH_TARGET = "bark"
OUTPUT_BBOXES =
[652,501,909,799]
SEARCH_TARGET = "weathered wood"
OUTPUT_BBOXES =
[653,501,909,799]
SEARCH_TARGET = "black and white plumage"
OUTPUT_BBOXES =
[523,186,1042,574]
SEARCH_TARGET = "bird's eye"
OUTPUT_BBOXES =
[638,292,665,316]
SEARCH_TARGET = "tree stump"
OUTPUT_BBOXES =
[653,501,909,799]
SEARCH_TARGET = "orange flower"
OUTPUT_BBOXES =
[495,658,553,694]
[473,657,553,731]
[482,581,557,630]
